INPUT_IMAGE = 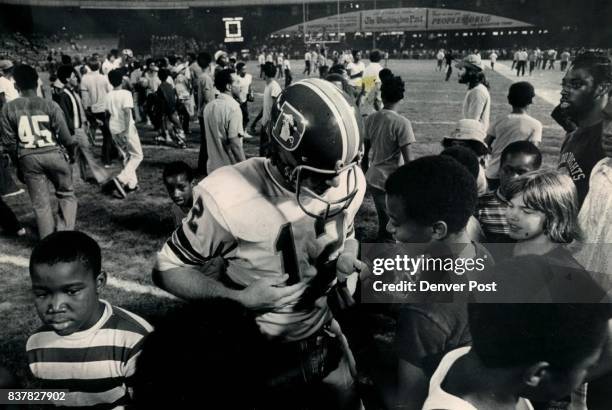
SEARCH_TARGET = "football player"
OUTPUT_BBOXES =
[154,78,365,409]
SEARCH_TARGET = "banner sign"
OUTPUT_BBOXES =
[273,7,532,35]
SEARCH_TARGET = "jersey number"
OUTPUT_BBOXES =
[274,214,345,285]
[187,196,204,234]
[18,115,55,149]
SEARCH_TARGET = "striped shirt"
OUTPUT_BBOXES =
[26,300,152,409]
[475,189,513,243]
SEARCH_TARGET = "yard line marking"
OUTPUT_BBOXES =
[0,255,176,299]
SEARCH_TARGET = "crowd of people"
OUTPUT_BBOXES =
[0,37,612,410]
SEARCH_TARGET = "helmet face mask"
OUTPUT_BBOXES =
[268,78,363,220]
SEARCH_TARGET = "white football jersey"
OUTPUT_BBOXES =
[157,158,365,341]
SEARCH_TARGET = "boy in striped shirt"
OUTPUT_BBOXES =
[27,231,152,409]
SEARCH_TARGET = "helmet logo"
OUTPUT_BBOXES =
[273,101,306,151]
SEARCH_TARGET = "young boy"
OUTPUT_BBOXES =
[105,69,143,199]
[423,301,611,410]
[27,231,152,408]
[386,155,493,410]
[162,161,195,226]
[0,64,77,239]
[485,81,542,190]
[156,68,186,148]
[476,140,542,247]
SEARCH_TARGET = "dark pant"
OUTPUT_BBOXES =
[516,61,526,76]
[284,69,293,88]
[445,64,453,81]
[529,61,536,75]
[561,61,568,71]
[0,196,22,234]
[259,126,270,157]
[91,112,116,165]
[304,61,311,75]
[240,101,249,129]
[369,185,393,242]
[197,116,208,176]
[0,155,19,195]
[20,150,77,239]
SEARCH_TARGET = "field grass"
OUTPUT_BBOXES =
[0,59,566,404]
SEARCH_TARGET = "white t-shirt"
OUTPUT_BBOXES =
[258,54,265,65]
[105,89,134,135]
[462,84,491,133]
[237,73,252,103]
[486,112,543,179]
[518,51,528,61]
[490,52,498,63]
[0,76,19,102]
[262,80,282,126]
[423,347,534,410]
[347,61,366,87]
[283,59,291,70]
[437,51,445,60]
[304,52,311,62]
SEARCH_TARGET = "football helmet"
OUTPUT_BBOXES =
[269,78,363,219]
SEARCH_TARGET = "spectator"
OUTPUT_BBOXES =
[363,75,415,241]
[204,69,246,174]
[558,51,612,206]
[486,81,542,190]
[235,62,253,129]
[162,161,195,225]
[196,52,215,176]
[457,54,491,133]
[250,62,281,156]
[361,49,384,115]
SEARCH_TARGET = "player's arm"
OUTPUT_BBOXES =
[153,194,306,310]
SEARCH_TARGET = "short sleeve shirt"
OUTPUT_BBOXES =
[559,122,604,206]
[262,80,282,126]
[105,89,134,135]
[203,93,244,174]
[0,76,19,102]
[364,109,415,190]
[486,113,543,179]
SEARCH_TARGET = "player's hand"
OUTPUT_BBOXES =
[336,252,364,283]
[238,274,307,311]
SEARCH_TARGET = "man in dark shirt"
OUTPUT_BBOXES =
[558,51,612,206]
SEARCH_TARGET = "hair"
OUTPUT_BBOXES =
[60,54,72,66]
[262,61,277,78]
[162,161,194,182]
[108,69,123,87]
[12,64,38,91]
[109,49,119,58]
[56,64,74,84]
[30,231,102,278]
[158,68,169,82]
[381,75,405,103]
[570,50,612,88]
[500,140,542,168]
[385,155,478,234]
[505,169,580,243]
[132,299,266,409]
[469,301,610,370]
[88,58,100,71]
[369,49,382,63]
[168,55,177,66]
[197,51,212,68]
[378,68,393,83]
[508,81,535,108]
[214,68,235,92]
[235,61,246,71]
[440,146,480,180]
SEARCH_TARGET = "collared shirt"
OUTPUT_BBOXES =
[262,80,281,126]
[203,93,244,173]
[462,83,491,133]
[475,188,513,242]
[80,70,112,113]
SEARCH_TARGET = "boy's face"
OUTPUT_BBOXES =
[505,195,546,241]
[68,72,78,88]
[230,73,242,99]
[31,261,106,336]
[499,153,539,191]
[165,174,194,208]
[386,195,434,247]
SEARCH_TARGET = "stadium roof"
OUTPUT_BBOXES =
[0,0,345,8]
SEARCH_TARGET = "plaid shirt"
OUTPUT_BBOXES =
[475,188,513,243]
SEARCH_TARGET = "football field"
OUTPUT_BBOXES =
[0,59,568,392]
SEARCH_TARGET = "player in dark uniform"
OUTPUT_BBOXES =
[0,64,77,238]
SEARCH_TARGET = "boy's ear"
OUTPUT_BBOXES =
[95,270,107,293]
[595,82,612,99]
[431,221,448,240]
[523,361,550,388]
